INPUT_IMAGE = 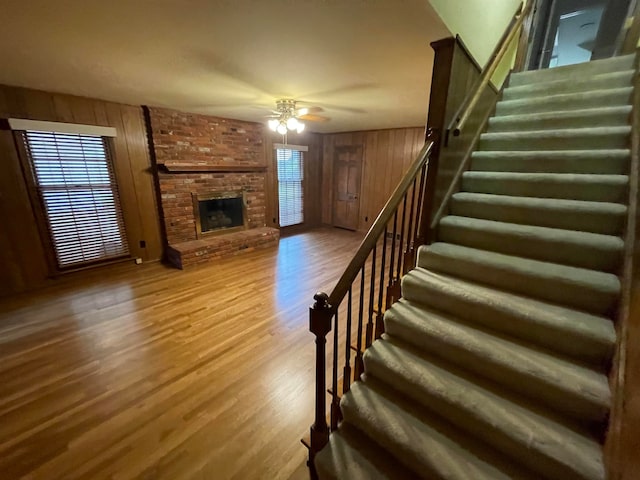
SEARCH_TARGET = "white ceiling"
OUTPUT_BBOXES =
[0,0,450,133]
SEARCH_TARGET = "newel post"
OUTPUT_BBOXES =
[308,291,332,466]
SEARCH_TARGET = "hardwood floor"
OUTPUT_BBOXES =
[0,227,365,480]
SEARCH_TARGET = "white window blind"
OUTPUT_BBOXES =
[22,131,129,269]
[276,148,304,227]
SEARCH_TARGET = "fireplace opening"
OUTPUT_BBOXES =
[193,191,247,237]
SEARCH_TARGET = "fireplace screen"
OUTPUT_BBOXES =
[194,192,246,236]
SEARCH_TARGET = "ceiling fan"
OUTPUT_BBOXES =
[267,99,329,135]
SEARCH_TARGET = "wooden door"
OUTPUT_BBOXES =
[333,146,363,230]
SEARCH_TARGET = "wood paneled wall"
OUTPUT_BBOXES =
[263,130,323,230]
[0,85,162,295]
[321,128,425,232]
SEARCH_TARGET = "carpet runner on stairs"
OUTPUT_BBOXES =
[315,53,636,479]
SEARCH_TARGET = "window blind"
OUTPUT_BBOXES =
[22,131,129,269]
[276,148,304,227]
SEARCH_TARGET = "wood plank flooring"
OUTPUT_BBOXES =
[0,228,365,480]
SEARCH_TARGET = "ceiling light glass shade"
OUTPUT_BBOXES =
[286,117,299,130]
[296,122,305,134]
[276,122,288,135]
[268,119,279,131]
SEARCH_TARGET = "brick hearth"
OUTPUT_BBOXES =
[148,107,279,268]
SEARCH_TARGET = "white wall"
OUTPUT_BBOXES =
[428,0,522,67]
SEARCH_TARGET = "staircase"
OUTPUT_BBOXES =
[314,54,636,479]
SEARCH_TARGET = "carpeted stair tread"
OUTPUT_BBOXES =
[340,379,540,480]
[471,149,630,174]
[478,126,631,151]
[487,106,633,132]
[437,215,624,271]
[314,424,415,480]
[495,87,632,116]
[401,268,615,363]
[417,243,620,315]
[384,298,610,421]
[363,339,605,480]
[451,192,627,235]
[508,54,635,87]
[461,172,628,202]
[502,70,634,100]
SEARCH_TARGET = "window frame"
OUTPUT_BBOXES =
[14,129,131,273]
[275,145,306,228]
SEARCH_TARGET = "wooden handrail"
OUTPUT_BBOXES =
[621,1,640,54]
[447,1,532,140]
[327,136,436,309]
[430,106,495,232]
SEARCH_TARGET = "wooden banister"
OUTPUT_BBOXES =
[446,1,533,141]
[327,133,437,309]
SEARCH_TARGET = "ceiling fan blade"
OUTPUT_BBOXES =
[296,106,323,116]
[298,114,330,122]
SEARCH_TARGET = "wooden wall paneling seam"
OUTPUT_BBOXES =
[51,95,75,123]
[2,86,27,117]
[370,131,385,230]
[93,101,111,127]
[358,134,372,232]
[267,133,279,228]
[11,132,59,275]
[141,105,170,254]
[103,103,145,262]
[120,106,163,261]
[0,88,9,117]
[23,90,56,120]
[322,135,334,225]
[382,130,396,228]
[0,131,49,290]
[69,96,98,125]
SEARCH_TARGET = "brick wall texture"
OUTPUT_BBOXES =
[148,107,268,246]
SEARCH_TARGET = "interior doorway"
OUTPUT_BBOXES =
[332,145,363,231]
[527,0,631,70]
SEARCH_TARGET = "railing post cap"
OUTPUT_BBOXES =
[313,291,329,308]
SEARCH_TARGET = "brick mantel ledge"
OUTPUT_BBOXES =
[166,227,279,269]
[158,163,267,173]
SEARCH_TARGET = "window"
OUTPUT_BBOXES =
[276,147,305,227]
[21,130,129,269]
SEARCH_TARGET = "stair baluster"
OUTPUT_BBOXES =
[364,244,376,350]
[354,266,366,379]
[403,177,419,274]
[342,288,352,395]
[376,227,388,339]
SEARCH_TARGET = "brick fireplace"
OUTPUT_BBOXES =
[148,107,279,268]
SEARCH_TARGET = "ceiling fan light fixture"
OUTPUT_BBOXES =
[286,117,299,130]
[276,122,288,135]
[268,99,319,135]
[268,119,279,131]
